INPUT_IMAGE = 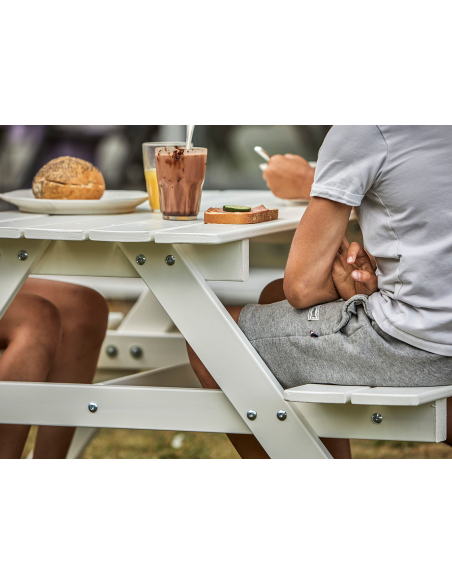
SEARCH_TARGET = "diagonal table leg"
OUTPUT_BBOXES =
[0,239,51,319]
[119,241,331,459]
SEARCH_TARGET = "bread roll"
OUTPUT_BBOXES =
[204,205,279,225]
[32,156,105,200]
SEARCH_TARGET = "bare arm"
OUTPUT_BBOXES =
[283,197,352,309]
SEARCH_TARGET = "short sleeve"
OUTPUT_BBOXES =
[311,125,387,207]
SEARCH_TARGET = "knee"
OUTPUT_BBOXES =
[258,279,285,305]
[19,295,63,358]
[63,286,109,346]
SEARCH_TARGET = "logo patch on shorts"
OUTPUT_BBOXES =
[308,306,320,321]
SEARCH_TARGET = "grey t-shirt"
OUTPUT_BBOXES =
[311,125,452,357]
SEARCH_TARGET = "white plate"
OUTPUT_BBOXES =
[0,190,149,215]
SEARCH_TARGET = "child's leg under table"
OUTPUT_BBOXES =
[0,292,63,458]
[21,279,109,459]
[0,279,109,458]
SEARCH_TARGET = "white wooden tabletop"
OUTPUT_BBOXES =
[0,190,308,244]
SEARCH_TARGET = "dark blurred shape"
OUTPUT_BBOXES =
[0,125,331,193]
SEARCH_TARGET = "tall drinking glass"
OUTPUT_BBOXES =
[155,146,207,220]
[142,142,189,212]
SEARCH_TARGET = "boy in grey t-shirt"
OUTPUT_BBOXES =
[188,126,452,459]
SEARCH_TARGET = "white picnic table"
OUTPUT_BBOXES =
[0,190,449,459]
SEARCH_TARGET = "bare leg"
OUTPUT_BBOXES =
[0,293,62,458]
[188,280,352,459]
[259,280,351,458]
[22,280,109,459]
[187,306,270,459]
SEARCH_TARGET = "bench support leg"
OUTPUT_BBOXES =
[119,242,331,459]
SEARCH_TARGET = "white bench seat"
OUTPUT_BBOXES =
[285,384,452,406]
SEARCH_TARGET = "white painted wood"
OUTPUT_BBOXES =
[183,240,249,282]
[103,364,446,442]
[117,289,174,333]
[154,207,305,245]
[2,376,442,444]
[32,241,139,278]
[89,217,179,242]
[98,331,188,370]
[0,381,250,435]
[108,312,125,329]
[285,383,452,406]
[101,363,201,388]
[0,213,50,238]
[435,399,447,442]
[24,212,153,241]
[32,240,248,282]
[0,238,50,318]
[351,385,452,406]
[285,384,370,404]
[293,400,447,443]
[118,241,331,459]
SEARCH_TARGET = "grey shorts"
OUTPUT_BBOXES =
[238,295,452,388]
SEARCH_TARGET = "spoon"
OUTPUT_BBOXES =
[186,125,195,151]
[254,146,271,161]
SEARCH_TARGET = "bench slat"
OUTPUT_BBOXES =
[284,384,369,404]
[285,383,452,406]
[351,385,452,406]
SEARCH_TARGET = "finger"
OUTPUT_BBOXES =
[338,236,349,255]
[347,241,363,264]
[351,270,376,284]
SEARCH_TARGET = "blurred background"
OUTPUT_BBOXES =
[0,125,331,193]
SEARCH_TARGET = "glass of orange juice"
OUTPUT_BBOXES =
[142,142,191,212]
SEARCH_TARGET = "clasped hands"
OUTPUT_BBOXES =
[332,237,379,301]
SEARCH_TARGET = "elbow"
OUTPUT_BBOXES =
[283,278,311,310]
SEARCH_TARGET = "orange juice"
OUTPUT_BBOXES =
[145,168,160,211]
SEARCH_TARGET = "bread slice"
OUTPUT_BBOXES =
[205,205,279,225]
[32,156,105,200]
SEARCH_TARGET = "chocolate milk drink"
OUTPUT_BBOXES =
[155,146,207,220]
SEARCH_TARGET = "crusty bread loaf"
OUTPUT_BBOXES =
[32,156,105,200]
[204,205,279,225]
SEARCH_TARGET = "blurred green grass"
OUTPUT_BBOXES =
[82,431,452,459]
[22,427,452,458]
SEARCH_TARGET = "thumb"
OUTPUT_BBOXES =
[351,270,374,283]
[351,270,378,292]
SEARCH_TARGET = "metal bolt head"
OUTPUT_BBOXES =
[106,345,118,358]
[371,412,383,424]
[136,254,146,266]
[165,255,176,266]
[130,345,143,359]
[247,409,257,421]
[18,250,28,261]
[276,409,287,421]
[88,402,98,413]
